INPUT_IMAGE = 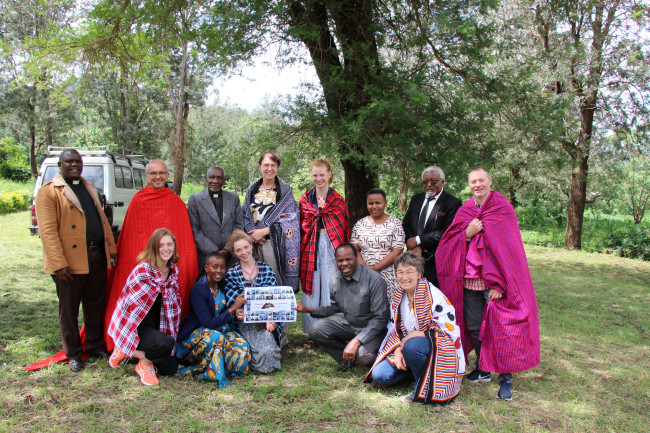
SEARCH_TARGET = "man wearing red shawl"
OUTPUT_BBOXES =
[436,167,540,401]
[103,160,198,352]
[26,159,197,371]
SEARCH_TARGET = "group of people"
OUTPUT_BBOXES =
[33,148,540,405]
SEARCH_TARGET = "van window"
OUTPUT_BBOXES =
[122,166,134,189]
[133,169,143,189]
[114,166,125,188]
[43,165,104,192]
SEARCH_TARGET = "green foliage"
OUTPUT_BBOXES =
[0,137,31,181]
[0,192,30,214]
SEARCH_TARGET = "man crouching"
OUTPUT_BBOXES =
[295,243,389,370]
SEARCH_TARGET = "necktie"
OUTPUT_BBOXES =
[417,196,434,235]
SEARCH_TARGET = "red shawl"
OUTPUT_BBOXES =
[26,186,197,370]
[299,188,349,296]
[435,191,540,374]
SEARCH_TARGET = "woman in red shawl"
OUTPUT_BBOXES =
[107,228,181,386]
[299,160,349,342]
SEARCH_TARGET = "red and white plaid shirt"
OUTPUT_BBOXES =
[108,262,181,356]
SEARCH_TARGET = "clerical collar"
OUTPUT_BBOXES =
[64,176,81,186]
[212,193,220,199]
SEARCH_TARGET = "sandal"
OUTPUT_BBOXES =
[303,339,317,349]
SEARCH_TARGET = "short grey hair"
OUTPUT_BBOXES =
[393,251,424,277]
[422,166,445,182]
[206,165,226,177]
[468,166,491,180]
[146,159,169,173]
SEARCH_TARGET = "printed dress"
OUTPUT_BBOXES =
[177,289,251,386]
[351,215,405,301]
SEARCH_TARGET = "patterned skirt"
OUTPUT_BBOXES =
[177,325,251,387]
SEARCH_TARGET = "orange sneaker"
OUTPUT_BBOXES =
[135,360,159,386]
[108,348,126,369]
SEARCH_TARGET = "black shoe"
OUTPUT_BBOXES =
[68,359,84,372]
[337,360,354,372]
[88,349,110,359]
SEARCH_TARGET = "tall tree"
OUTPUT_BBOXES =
[74,0,267,194]
[0,0,76,176]
[532,0,650,248]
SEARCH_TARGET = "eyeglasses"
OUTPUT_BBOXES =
[396,269,420,278]
[147,171,169,176]
[422,179,442,185]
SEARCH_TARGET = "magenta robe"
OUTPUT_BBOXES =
[435,191,540,374]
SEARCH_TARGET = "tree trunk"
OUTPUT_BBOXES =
[27,95,38,177]
[565,91,596,249]
[399,163,410,212]
[287,0,381,224]
[167,39,191,197]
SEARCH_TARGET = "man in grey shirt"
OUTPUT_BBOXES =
[295,243,389,369]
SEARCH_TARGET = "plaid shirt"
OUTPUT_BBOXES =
[299,188,350,296]
[224,258,277,306]
[108,262,181,356]
[223,258,283,340]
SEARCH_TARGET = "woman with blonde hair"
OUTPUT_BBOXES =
[223,230,283,373]
[108,228,181,386]
[299,159,349,341]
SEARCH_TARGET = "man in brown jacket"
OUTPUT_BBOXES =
[35,149,117,372]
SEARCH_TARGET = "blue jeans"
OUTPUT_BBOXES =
[372,336,431,385]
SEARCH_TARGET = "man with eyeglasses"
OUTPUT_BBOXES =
[403,166,462,286]
[187,166,244,269]
[102,159,198,358]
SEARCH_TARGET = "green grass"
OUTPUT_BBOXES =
[1,210,649,432]
[0,178,34,196]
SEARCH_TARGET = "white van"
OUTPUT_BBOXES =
[30,145,148,241]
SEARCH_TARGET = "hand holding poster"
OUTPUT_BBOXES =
[243,286,297,323]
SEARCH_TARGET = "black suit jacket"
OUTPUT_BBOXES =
[403,190,462,254]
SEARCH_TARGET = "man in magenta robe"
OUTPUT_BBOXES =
[436,167,540,401]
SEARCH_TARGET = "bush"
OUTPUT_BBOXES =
[0,192,30,214]
[602,223,650,261]
[0,162,31,182]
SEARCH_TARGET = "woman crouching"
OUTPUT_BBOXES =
[176,252,250,385]
[108,228,181,386]
[364,252,466,404]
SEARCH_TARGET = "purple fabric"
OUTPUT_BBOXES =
[436,191,540,374]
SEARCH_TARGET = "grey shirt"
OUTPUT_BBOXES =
[311,264,389,344]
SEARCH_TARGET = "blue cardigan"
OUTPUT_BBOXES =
[178,275,234,341]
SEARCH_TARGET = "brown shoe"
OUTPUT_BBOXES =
[88,349,110,359]
[68,359,83,373]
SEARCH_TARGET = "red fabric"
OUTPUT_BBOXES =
[26,186,197,370]
[436,191,540,374]
[299,188,349,296]
[108,263,180,356]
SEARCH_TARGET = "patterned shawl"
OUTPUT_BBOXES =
[299,187,350,296]
[243,177,300,293]
[365,278,465,403]
[436,191,540,374]
[108,262,181,357]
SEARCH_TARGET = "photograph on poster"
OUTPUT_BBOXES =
[244,286,297,323]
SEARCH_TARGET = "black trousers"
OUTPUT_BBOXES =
[54,247,106,360]
[463,288,490,369]
[136,326,178,376]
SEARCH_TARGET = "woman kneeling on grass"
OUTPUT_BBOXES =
[176,252,251,385]
[223,230,283,373]
[107,228,181,386]
[364,252,466,404]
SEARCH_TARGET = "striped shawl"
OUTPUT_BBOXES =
[365,278,466,403]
